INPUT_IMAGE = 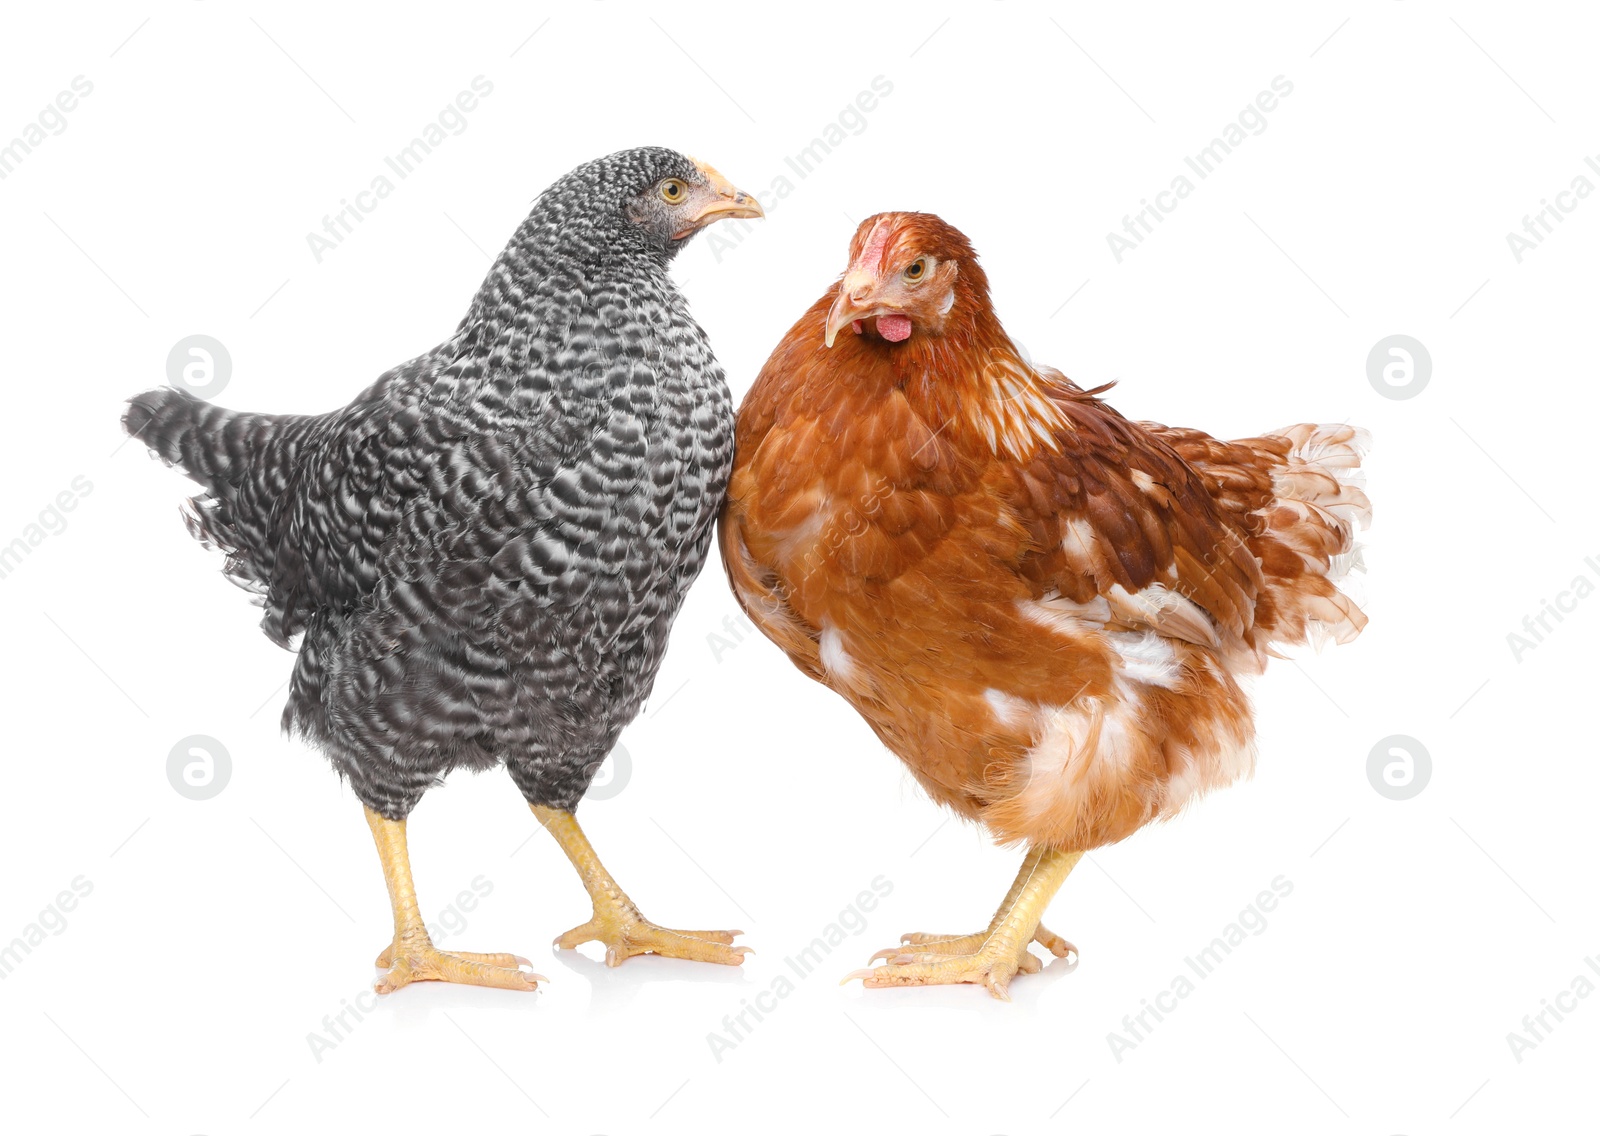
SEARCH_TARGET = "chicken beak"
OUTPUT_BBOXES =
[681,157,765,232]
[824,269,879,348]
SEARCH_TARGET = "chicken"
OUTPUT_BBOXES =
[124,147,763,992]
[719,212,1369,997]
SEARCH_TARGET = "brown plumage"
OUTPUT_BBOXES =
[719,212,1370,994]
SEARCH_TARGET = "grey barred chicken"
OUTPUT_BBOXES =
[124,147,762,992]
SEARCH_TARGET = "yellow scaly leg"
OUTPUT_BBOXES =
[532,805,748,967]
[872,845,1078,963]
[366,806,544,994]
[847,846,1083,999]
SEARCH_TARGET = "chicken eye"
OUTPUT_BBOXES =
[660,179,688,204]
[903,258,927,282]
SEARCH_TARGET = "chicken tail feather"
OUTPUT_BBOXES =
[123,387,316,603]
[1258,422,1371,648]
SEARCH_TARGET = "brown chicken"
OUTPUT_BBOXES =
[720,213,1369,997]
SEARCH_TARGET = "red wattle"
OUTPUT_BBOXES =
[877,314,912,342]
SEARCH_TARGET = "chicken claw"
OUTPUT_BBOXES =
[554,910,749,967]
[868,923,1076,965]
[845,848,1083,999]
[845,933,1041,999]
[374,945,532,970]
[846,924,1072,998]
[375,938,545,994]
[365,808,544,994]
[533,804,749,967]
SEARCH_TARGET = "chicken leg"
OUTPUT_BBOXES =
[366,807,544,994]
[847,846,1083,999]
[532,805,749,967]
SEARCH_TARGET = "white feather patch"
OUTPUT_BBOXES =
[819,623,859,685]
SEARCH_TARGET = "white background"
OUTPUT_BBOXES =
[1,3,1595,1133]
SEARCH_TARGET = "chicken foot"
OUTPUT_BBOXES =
[847,845,1082,999]
[875,854,1077,962]
[532,805,749,967]
[365,806,545,994]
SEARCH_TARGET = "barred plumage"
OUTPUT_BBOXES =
[126,147,740,820]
